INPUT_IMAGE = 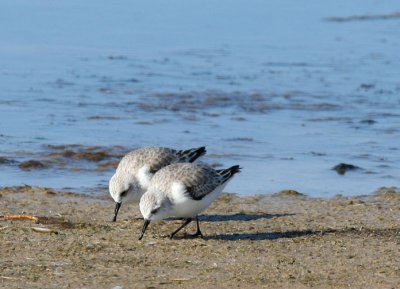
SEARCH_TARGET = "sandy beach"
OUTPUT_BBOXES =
[2,1,400,288]
[1,186,399,288]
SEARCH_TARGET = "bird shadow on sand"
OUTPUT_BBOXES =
[204,228,337,241]
[198,213,293,222]
[163,213,292,223]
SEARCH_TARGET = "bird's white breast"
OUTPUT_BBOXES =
[168,181,225,218]
[171,182,188,204]
[137,165,153,190]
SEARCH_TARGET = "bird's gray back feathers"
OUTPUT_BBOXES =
[117,147,205,175]
[117,147,179,174]
[149,163,225,200]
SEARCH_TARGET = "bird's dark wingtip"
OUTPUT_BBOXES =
[193,146,207,157]
[217,165,242,183]
[178,146,207,163]
[230,165,241,173]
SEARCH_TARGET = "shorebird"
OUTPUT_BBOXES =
[138,163,240,240]
[109,146,206,222]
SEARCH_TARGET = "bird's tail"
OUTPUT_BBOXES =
[216,165,241,183]
[176,146,206,163]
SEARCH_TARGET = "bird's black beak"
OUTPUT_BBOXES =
[138,219,150,240]
[112,202,122,222]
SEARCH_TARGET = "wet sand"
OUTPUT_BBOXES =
[1,186,399,288]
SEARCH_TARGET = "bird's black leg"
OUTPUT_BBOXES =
[170,218,193,239]
[192,216,204,238]
[187,216,203,238]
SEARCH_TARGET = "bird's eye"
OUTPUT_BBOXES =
[150,207,160,215]
[120,189,129,197]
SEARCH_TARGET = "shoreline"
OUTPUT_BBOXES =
[1,185,399,288]
[2,141,398,198]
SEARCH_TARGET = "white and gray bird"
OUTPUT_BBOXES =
[109,146,206,222]
[139,162,241,240]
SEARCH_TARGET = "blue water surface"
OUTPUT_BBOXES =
[0,0,399,197]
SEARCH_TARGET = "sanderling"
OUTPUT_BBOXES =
[109,146,206,222]
[138,163,241,240]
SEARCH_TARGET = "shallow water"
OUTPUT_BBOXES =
[1,0,399,197]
